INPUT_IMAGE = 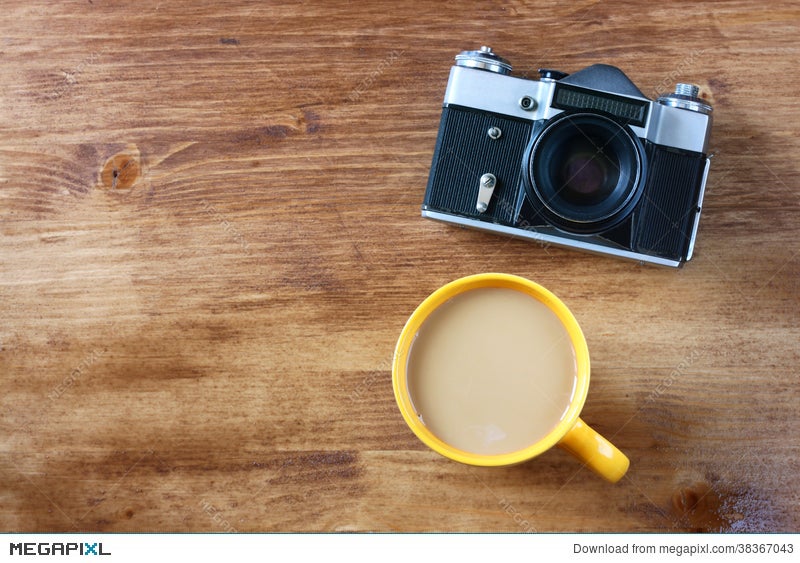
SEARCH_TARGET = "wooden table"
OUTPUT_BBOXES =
[2,1,798,532]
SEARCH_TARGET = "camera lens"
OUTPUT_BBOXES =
[558,142,615,204]
[526,112,645,233]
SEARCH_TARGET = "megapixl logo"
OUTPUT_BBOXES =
[10,542,111,556]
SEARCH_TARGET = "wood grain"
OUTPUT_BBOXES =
[1,1,798,532]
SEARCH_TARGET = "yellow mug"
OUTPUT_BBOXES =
[392,273,629,483]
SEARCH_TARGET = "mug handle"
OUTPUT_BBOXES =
[557,418,630,483]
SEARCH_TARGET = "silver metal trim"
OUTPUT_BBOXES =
[657,83,712,115]
[444,66,552,121]
[443,66,712,154]
[648,103,712,153]
[686,156,712,261]
[657,95,713,115]
[421,209,683,267]
[454,46,512,75]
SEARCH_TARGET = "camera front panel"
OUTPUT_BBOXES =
[632,144,708,260]
[423,105,533,225]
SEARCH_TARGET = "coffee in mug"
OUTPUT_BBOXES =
[406,286,577,455]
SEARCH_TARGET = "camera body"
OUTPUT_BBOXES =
[422,47,713,267]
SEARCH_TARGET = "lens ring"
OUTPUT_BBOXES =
[525,111,645,233]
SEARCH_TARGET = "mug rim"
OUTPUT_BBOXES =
[392,273,591,466]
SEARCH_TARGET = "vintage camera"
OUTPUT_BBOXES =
[422,47,713,267]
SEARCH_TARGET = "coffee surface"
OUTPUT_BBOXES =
[406,287,578,455]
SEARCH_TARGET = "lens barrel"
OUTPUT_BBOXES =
[525,112,646,234]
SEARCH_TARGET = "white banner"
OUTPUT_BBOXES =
[3,533,797,562]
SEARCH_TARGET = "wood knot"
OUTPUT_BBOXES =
[671,482,739,532]
[100,152,140,190]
